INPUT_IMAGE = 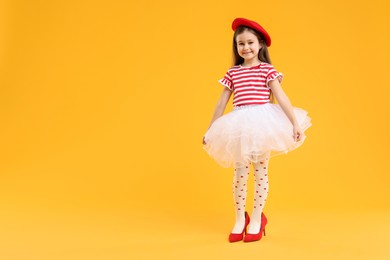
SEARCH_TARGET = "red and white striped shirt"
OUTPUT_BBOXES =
[219,62,283,107]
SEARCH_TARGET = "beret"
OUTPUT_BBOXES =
[232,18,271,47]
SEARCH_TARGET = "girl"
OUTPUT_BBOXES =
[203,18,311,243]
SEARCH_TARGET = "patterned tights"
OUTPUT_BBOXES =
[231,152,270,234]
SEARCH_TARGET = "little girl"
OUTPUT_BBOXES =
[203,18,311,243]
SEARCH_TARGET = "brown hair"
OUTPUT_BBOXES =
[232,26,275,102]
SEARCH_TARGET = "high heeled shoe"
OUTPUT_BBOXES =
[229,211,250,243]
[243,212,267,242]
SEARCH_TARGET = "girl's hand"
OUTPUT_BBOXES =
[293,125,304,142]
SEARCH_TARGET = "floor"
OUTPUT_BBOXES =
[0,206,388,260]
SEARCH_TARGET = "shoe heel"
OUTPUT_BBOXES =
[244,211,250,235]
[263,227,266,236]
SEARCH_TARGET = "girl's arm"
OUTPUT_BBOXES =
[268,79,303,142]
[203,88,232,144]
[208,88,232,128]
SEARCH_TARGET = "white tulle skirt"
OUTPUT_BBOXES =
[203,103,312,168]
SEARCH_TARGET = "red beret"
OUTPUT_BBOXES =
[232,18,271,47]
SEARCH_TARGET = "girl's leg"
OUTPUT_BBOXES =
[231,162,250,233]
[248,151,270,234]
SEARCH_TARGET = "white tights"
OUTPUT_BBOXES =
[231,152,270,234]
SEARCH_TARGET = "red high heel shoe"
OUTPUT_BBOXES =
[229,211,250,243]
[243,212,267,242]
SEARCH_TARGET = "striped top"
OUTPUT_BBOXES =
[219,62,283,107]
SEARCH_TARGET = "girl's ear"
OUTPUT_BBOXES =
[259,40,265,50]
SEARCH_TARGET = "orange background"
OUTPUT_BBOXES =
[1,0,390,259]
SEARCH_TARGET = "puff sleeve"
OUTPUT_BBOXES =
[218,70,233,91]
[266,65,283,88]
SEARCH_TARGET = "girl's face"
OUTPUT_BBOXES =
[235,30,262,64]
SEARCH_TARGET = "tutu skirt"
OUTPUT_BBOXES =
[203,103,312,168]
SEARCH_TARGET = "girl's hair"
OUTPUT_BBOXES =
[232,26,275,102]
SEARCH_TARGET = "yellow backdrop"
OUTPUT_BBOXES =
[1,0,390,259]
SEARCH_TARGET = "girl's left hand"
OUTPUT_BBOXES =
[293,125,304,142]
